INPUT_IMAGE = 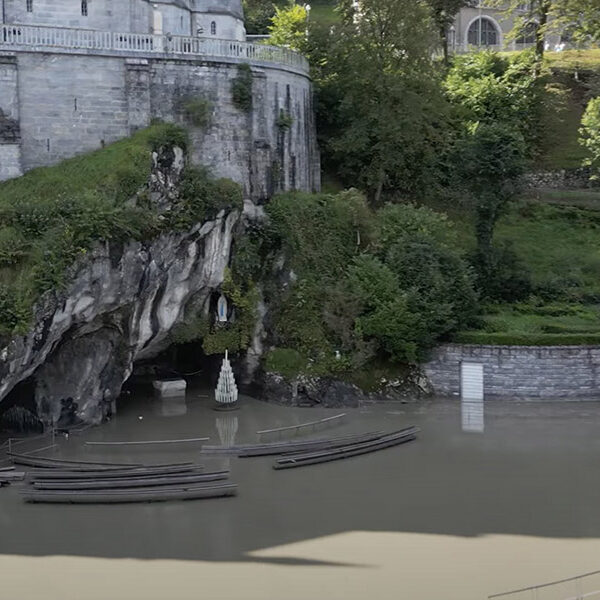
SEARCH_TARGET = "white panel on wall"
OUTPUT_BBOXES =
[461,362,484,401]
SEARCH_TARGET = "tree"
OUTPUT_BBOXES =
[243,0,284,35]
[455,122,527,298]
[490,0,600,62]
[580,96,600,178]
[554,0,600,46]
[321,0,448,202]
[445,50,566,160]
[489,0,552,61]
[267,1,308,51]
[424,0,475,65]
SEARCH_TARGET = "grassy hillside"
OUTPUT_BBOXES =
[451,188,600,345]
[0,124,240,338]
[309,0,337,26]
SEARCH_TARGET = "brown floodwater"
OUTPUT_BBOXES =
[2,389,600,598]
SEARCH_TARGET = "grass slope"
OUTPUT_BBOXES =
[453,189,600,345]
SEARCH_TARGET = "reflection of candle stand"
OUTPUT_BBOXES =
[213,350,240,411]
[216,414,239,447]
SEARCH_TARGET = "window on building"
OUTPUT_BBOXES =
[211,21,217,36]
[81,0,88,16]
[467,17,499,47]
[26,0,33,12]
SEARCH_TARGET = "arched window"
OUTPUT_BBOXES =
[467,17,499,47]
[210,21,217,36]
[81,0,88,16]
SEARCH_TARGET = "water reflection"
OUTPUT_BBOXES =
[216,414,239,447]
[153,395,188,418]
[461,400,485,433]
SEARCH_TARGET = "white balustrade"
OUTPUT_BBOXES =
[0,24,309,72]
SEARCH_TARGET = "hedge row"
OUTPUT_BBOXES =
[453,331,600,346]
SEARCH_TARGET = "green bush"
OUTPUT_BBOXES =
[0,227,26,267]
[265,193,478,369]
[232,63,253,112]
[147,122,189,152]
[0,123,232,336]
[276,111,294,130]
[264,348,309,378]
[172,167,243,227]
[454,331,600,346]
[182,97,212,128]
[580,96,600,178]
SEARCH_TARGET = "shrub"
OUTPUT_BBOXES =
[232,64,253,112]
[276,111,294,130]
[454,331,600,346]
[469,242,532,303]
[182,97,212,128]
[580,96,600,178]
[172,167,243,227]
[147,122,189,152]
[0,227,26,267]
[264,348,309,378]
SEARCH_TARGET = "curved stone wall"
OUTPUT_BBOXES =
[425,344,600,400]
[0,37,320,198]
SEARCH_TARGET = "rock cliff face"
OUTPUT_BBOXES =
[0,151,241,426]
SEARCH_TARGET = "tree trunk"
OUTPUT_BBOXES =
[535,0,551,65]
[441,25,450,66]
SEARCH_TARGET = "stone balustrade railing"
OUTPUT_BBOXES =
[0,23,309,73]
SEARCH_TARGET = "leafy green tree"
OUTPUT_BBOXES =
[445,50,566,160]
[489,0,552,61]
[424,0,475,64]
[244,0,284,35]
[490,0,600,61]
[580,96,600,178]
[455,122,527,298]
[321,0,448,202]
[554,0,600,45]
[267,1,308,51]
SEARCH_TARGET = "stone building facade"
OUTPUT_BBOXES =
[0,0,321,200]
[451,2,561,53]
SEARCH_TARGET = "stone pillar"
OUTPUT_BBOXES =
[0,54,23,181]
[125,59,151,134]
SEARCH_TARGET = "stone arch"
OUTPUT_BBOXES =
[464,15,503,49]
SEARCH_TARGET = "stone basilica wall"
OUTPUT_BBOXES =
[425,344,600,400]
[0,50,320,199]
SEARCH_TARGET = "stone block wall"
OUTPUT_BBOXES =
[2,0,151,33]
[522,168,600,190]
[17,53,130,171]
[0,53,22,180]
[1,50,320,199]
[424,344,600,400]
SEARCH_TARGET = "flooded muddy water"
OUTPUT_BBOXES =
[2,389,600,598]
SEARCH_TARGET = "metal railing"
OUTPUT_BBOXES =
[489,569,600,600]
[0,23,309,72]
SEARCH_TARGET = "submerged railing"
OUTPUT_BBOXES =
[0,23,309,72]
[489,569,600,600]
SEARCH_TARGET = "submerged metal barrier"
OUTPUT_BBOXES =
[489,569,600,600]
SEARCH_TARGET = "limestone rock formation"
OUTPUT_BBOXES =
[0,148,241,426]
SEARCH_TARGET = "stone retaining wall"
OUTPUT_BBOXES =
[0,46,320,199]
[522,168,599,190]
[424,344,600,400]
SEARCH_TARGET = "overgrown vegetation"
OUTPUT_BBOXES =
[182,97,212,128]
[260,191,477,377]
[231,64,254,113]
[0,124,242,338]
